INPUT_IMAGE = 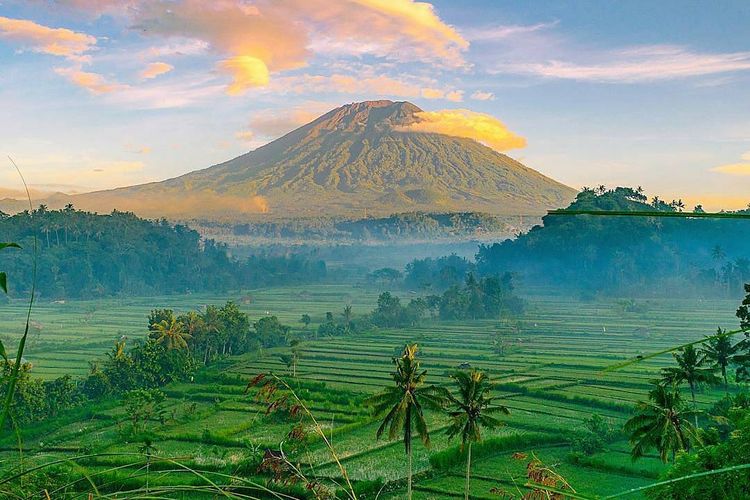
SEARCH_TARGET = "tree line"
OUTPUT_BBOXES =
[0,301,292,427]
[477,186,750,296]
[0,206,327,299]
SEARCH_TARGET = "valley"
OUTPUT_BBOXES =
[0,284,740,498]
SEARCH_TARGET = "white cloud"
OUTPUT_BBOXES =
[470,90,494,101]
[497,45,750,83]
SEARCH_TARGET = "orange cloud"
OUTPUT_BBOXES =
[0,16,96,60]
[397,109,527,152]
[54,67,121,93]
[140,61,174,80]
[219,56,270,94]
[711,163,750,176]
[82,0,467,95]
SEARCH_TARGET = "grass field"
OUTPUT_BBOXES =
[0,285,742,498]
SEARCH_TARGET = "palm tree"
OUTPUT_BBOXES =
[701,327,741,391]
[624,383,698,463]
[660,344,720,426]
[366,344,448,500]
[445,370,509,500]
[150,318,191,350]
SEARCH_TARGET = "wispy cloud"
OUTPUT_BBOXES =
[470,90,495,101]
[496,45,750,83]
[140,61,173,80]
[54,67,121,93]
[464,21,558,42]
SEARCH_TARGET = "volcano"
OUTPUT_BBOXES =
[69,100,576,219]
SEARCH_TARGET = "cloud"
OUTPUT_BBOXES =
[140,61,173,80]
[470,90,495,101]
[498,45,750,83]
[743,151,750,161]
[396,109,526,152]
[0,15,96,60]
[54,67,121,93]
[219,56,270,95]
[711,162,750,176]
[465,21,558,42]
[235,130,255,142]
[54,0,467,94]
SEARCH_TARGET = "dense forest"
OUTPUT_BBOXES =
[207,212,525,243]
[0,206,327,299]
[476,187,750,295]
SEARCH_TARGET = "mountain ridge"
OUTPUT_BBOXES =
[13,100,577,220]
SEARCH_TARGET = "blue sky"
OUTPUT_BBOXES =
[1,0,749,210]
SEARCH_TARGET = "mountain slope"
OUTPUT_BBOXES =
[71,100,576,219]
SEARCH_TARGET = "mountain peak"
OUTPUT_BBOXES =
[310,100,422,133]
[64,101,576,219]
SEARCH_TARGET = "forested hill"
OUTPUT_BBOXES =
[476,187,750,294]
[0,206,326,299]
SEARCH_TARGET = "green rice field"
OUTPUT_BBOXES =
[0,285,742,498]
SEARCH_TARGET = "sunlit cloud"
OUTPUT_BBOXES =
[54,67,121,93]
[396,109,526,152]
[498,45,750,83]
[219,56,271,94]
[46,0,467,95]
[711,163,750,176]
[140,61,173,80]
[0,15,96,61]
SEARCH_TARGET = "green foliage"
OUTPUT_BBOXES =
[649,403,750,499]
[122,388,166,432]
[477,186,750,294]
[405,254,475,291]
[0,207,327,299]
[569,414,617,455]
[253,316,289,348]
[624,384,699,462]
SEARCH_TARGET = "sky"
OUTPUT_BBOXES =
[0,0,749,211]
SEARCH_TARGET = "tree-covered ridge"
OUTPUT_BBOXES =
[0,206,327,299]
[477,187,750,294]
[227,212,527,242]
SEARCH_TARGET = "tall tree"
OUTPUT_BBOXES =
[661,345,720,426]
[366,344,448,500]
[445,370,509,500]
[701,327,741,390]
[624,384,698,463]
[150,318,191,350]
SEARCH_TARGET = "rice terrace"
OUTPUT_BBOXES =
[2,1,750,499]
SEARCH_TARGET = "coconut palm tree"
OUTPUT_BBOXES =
[660,344,720,426]
[624,383,698,463]
[366,344,448,500]
[150,318,191,350]
[701,327,741,391]
[445,369,509,500]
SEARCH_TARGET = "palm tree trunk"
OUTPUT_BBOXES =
[465,441,472,500]
[690,383,698,428]
[408,445,413,500]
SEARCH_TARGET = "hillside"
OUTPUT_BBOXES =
[62,100,575,219]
